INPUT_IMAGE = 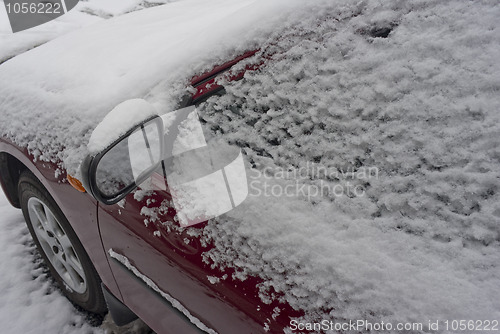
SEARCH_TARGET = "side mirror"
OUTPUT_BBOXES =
[81,100,163,205]
[82,102,249,227]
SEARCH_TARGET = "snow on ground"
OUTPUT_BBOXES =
[0,189,154,333]
[0,190,103,334]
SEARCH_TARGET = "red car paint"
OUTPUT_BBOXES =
[190,50,260,103]
[0,53,302,334]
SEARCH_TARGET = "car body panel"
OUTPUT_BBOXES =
[98,192,268,333]
[98,179,300,333]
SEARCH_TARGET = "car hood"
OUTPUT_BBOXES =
[0,0,305,173]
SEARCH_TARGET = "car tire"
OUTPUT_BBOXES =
[18,170,107,314]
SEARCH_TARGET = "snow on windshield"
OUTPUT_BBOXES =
[193,0,500,329]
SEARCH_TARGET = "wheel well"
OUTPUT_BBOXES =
[0,152,28,208]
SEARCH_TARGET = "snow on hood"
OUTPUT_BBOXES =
[0,0,306,174]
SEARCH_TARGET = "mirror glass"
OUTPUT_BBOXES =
[94,118,162,199]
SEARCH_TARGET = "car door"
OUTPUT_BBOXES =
[96,105,293,334]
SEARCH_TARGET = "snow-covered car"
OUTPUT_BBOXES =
[1,0,499,333]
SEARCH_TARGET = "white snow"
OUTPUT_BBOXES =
[206,275,220,285]
[88,98,158,154]
[0,190,103,334]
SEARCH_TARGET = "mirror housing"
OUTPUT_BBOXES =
[81,99,163,205]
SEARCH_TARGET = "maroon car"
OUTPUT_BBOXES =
[0,1,304,332]
[2,0,499,333]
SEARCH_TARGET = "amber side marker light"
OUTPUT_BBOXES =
[67,174,86,193]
